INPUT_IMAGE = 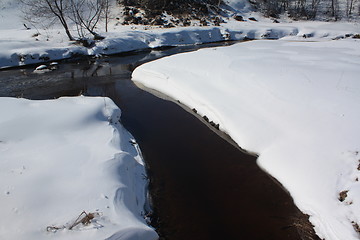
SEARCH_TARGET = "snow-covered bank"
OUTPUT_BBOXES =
[0,0,359,69]
[1,21,359,69]
[132,39,360,240]
[0,97,158,240]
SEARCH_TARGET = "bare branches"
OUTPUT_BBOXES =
[251,0,360,20]
[70,0,105,38]
[46,211,99,232]
[21,0,74,40]
[69,211,95,230]
[103,0,111,32]
[20,0,109,41]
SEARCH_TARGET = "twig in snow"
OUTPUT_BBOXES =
[68,211,95,230]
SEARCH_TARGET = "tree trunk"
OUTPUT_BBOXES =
[46,0,75,41]
[349,0,354,15]
[64,24,75,40]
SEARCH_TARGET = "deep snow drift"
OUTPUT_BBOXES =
[0,0,359,69]
[0,97,158,240]
[132,39,360,240]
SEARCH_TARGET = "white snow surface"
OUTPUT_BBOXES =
[0,0,359,69]
[0,96,158,240]
[132,39,360,240]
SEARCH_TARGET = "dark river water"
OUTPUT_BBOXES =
[0,44,319,240]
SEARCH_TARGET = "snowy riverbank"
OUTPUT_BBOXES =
[1,21,359,69]
[0,0,359,69]
[0,97,158,240]
[132,39,360,240]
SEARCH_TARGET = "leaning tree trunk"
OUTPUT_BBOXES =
[46,0,75,41]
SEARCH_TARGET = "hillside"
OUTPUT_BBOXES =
[120,0,360,23]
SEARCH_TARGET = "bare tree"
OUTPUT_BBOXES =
[330,0,339,19]
[103,0,111,32]
[346,0,356,16]
[21,0,75,40]
[69,0,105,39]
[21,0,109,41]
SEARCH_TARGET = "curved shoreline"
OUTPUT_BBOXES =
[0,45,320,240]
[126,81,319,240]
[133,80,259,157]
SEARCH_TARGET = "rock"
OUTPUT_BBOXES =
[164,23,175,28]
[152,16,165,26]
[302,33,313,38]
[333,35,345,40]
[248,17,258,21]
[352,222,360,233]
[49,62,59,70]
[339,190,348,202]
[77,39,95,48]
[209,121,220,130]
[171,19,180,25]
[182,19,191,26]
[234,15,244,21]
[213,16,223,26]
[243,36,253,41]
[35,65,48,71]
[200,19,208,26]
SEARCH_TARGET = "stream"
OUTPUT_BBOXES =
[0,43,319,240]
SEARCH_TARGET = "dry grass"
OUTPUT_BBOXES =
[46,211,97,232]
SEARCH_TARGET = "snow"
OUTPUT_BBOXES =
[1,1,360,239]
[0,97,158,240]
[132,39,360,240]
[0,0,359,69]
